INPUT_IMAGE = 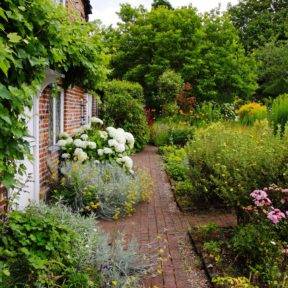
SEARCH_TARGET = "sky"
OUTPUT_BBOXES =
[89,0,240,25]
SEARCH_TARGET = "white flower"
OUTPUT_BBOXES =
[114,129,126,144]
[61,153,70,159]
[99,131,108,140]
[106,127,117,138]
[103,147,113,154]
[116,158,122,164]
[66,137,74,145]
[81,134,89,141]
[82,124,91,130]
[108,139,118,147]
[94,160,100,164]
[74,139,86,148]
[120,156,133,170]
[115,143,126,153]
[57,139,67,147]
[59,132,69,139]
[125,132,135,148]
[91,117,103,125]
[74,148,84,156]
[97,149,104,156]
[88,141,97,149]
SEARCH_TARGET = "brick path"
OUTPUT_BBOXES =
[100,146,236,288]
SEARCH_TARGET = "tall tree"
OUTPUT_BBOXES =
[152,0,173,9]
[228,0,288,52]
[107,5,257,107]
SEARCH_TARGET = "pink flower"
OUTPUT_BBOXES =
[250,190,271,207]
[267,208,286,224]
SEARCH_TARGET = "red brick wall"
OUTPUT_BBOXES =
[64,86,87,134]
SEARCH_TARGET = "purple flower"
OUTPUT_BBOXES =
[267,208,286,224]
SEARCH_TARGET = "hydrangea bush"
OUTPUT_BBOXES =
[57,117,135,173]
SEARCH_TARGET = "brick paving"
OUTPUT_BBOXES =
[100,145,236,288]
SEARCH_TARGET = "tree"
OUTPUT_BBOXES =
[152,0,173,10]
[228,0,288,51]
[108,5,258,108]
[255,41,288,98]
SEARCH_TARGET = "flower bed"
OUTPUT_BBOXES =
[189,185,288,288]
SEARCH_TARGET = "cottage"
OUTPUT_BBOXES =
[16,0,97,209]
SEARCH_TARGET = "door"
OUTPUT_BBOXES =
[16,97,39,210]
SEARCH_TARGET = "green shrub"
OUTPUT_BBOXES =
[270,93,288,136]
[156,69,183,112]
[186,121,288,208]
[102,92,149,151]
[151,119,194,147]
[0,203,147,288]
[52,161,152,219]
[104,80,144,102]
[236,102,267,126]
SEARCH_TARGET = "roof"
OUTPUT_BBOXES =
[83,0,92,19]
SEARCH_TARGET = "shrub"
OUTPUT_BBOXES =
[270,93,288,136]
[151,119,194,147]
[0,205,100,287]
[176,82,196,114]
[0,203,147,287]
[156,69,183,112]
[102,93,149,151]
[51,161,152,219]
[104,80,144,102]
[236,102,267,126]
[186,121,288,208]
[57,117,135,173]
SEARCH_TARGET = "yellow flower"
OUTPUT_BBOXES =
[111,280,117,286]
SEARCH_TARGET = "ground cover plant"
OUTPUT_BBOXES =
[51,161,152,219]
[0,203,148,288]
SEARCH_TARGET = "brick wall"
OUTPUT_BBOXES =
[64,86,87,133]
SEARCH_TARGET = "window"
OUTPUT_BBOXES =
[49,90,64,147]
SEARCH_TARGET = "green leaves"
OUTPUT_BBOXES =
[7,32,21,43]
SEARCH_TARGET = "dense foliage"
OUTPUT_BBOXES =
[52,161,152,219]
[0,204,147,287]
[107,5,257,108]
[102,84,149,151]
[236,102,267,126]
[228,0,288,52]
[0,0,107,189]
[186,122,288,209]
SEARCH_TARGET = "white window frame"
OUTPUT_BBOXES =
[86,93,93,124]
[51,89,64,146]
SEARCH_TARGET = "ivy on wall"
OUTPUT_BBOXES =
[0,0,108,189]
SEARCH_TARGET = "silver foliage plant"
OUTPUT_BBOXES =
[58,161,147,219]
[28,203,149,288]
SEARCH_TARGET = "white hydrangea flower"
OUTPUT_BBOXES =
[91,117,104,125]
[74,139,87,148]
[88,141,97,149]
[106,127,117,138]
[115,143,126,153]
[61,153,70,159]
[80,134,89,141]
[77,151,88,162]
[82,124,91,131]
[57,139,67,147]
[59,132,69,139]
[74,148,83,156]
[114,129,126,144]
[120,156,133,170]
[103,147,113,154]
[99,131,108,140]
[97,149,104,156]
[108,139,118,147]
[66,137,74,145]
[125,132,135,148]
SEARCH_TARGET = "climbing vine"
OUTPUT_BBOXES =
[0,0,108,188]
